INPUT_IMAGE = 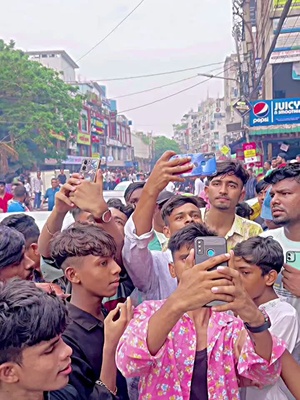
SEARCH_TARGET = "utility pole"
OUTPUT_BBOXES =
[250,0,293,99]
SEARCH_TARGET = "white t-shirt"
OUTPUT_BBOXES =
[261,228,300,316]
[246,298,300,400]
[194,178,205,196]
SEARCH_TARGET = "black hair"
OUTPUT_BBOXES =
[236,202,253,219]
[207,161,249,186]
[265,160,271,167]
[0,226,25,271]
[161,195,200,225]
[50,222,117,268]
[255,179,269,194]
[234,236,283,275]
[124,182,145,202]
[0,279,67,364]
[13,185,26,198]
[277,153,287,161]
[264,163,300,185]
[168,223,216,255]
[107,198,134,219]
[1,214,40,247]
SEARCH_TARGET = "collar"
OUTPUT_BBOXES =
[67,303,104,331]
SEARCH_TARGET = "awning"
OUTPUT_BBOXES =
[249,124,300,136]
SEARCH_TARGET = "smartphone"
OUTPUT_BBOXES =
[79,158,101,182]
[194,236,228,308]
[171,152,217,177]
[273,251,300,299]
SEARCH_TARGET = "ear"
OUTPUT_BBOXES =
[65,266,81,284]
[0,363,20,384]
[163,225,171,239]
[264,270,278,287]
[239,188,246,202]
[30,243,39,257]
[169,263,177,279]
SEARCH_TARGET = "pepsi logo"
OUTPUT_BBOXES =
[253,102,269,118]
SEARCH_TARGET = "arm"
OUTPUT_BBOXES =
[281,350,300,399]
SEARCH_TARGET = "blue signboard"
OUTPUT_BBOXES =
[250,98,300,127]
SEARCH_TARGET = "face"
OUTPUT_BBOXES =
[163,203,202,237]
[37,172,41,179]
[127,188,143,208]
[51,179,59,189]
[297,156,300,162]
[234,256,276,303]
[169,244,193,282]
[0,336,72,392]
[277,156,283,165]
[0,250,35,282]
[0,184,5,195]
[206,174,244,211]
[264,162,271,171]
[67,254,121,298]
[110,208,128,236]
[270,178,300,226]
[256,185,270,207]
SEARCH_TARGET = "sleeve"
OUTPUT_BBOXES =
[268,309,299,353]
[122,216,157,293]
[116,301,168,378]
[234,324,286,386]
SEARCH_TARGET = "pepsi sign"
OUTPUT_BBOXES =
[250,97,300,127]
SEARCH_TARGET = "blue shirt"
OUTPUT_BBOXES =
[44,188,60,211]
[7,201,26,213]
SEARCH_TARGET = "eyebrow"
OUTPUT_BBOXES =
[43,337,60,351]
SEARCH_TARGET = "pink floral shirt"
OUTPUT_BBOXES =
[116,300,286,400]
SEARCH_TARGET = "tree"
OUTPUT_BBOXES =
[153,136,181,162]
[0,40,83,171]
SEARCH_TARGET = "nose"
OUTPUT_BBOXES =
[25,254,35,270]
[185,215,193,224]
[111,259,122,275]
[219,183,228,194]
[60,340,73,361]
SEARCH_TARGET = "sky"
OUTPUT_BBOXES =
[1,0,234,136]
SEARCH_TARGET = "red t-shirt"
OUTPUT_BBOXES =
[0,192,13,212]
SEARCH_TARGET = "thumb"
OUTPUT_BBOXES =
[185,249,195,269]
[95,169,104,187]
[106,305,121,321]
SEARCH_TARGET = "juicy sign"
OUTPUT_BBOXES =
[250,98,300,127]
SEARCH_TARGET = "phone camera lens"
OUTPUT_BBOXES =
[207,249,215,257]
[83,160,88,165]
[82,166,86,171]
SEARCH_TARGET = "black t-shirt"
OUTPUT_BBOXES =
[190,349,208,400]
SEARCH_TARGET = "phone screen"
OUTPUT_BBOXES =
[79,158,101,182]
[171,152,217,177]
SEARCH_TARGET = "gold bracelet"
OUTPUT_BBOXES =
[45,223,55,237]
[95,380,117,396]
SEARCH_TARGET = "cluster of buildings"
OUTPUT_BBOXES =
[27,50,146,171]
[173,0,300,165]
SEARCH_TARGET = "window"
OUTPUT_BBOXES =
[80,110,88,133]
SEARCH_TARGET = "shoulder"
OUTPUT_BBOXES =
[260,227,283,239]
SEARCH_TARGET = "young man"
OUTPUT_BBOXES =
[202,161,262,250]
[7,185,27,212]
[50,224,131,400]
[32,171,43,210]
[122,151,202,302]
[233,236,300,400]
[57,169,67,185]
[42,178,60,211]
[245,168,257,200]
[0,180,13,213]
[117,223,286,400]
[0,279,81,400]
[0,225,35,282]
[264,160,272,175]
[276,153,288,168]
[124,182,145,208]
[262,164,300,323]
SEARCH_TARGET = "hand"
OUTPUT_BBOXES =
[172,250,234,313]
[35,282,70,300]
[211,253,265,326]
[283,264,300,297]
[70,170,107,219]
[55,173,82,214]
[104,298,133,349]
[145,151,193,195]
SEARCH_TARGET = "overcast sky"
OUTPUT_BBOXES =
[1,0,234,136]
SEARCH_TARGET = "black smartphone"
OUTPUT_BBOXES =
[79,158,101,182]
[194,236,228,308]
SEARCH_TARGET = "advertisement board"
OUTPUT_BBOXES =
[77,132,91,146]
[250,98,300,127]
[270,16,300,64]
[273,0,300,10]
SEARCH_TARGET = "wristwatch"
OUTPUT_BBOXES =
[93,209,112,224]
[244,309,271,333]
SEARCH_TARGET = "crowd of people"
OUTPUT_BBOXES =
[0,150,300,400]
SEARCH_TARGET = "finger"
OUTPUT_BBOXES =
[159,151,177,162]
[71,173,83,179]
[61,183,77,193]
[95,169,104,186]
[126,297,133,320]
[194,253,230,272]
[228,250,234,269]
[65,178,82,187]
[211,299,238,312]
[167,156,192,168]
[166,163,194,175]
[211,285,236,295]
[206,270,233,281]
[56,194,74,207]
[283,264,299,274]
[106,305,121,321]
[206,278,234,288]
[216,266,240,280]
[186,249,195,269]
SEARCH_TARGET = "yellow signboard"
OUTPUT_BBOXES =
[77,132,91,146]
[221,145,230,155]
[50,130,66,141]
[92,153,100,159]
[244,149,256,158]
[274,0,300,10]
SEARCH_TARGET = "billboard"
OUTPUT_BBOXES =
[270,16,300,64]
[273,0,300,10]
[250,98,300,127]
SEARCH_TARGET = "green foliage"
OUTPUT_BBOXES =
[0,40,83,168]
[153,136,181,161]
